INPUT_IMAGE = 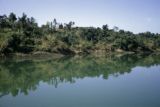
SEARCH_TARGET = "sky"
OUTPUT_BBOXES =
[0,0,160,33]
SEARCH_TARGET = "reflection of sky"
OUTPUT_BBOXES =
[0,0,160,33]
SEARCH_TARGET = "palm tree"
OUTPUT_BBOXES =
[8,12,17,29]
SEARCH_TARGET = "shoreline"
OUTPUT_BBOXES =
[1,50,159,58]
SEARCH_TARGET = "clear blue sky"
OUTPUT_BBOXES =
[0,0,160,33]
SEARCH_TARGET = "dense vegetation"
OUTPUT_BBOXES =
[1,13,160,55]
[0,54,160,96]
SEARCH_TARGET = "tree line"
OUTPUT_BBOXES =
[0,12,160,55]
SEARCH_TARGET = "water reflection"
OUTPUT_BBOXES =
[0,54,160,97]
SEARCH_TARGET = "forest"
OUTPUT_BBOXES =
[0,12,160,55]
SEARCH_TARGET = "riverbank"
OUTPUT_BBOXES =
[1,49,159,59]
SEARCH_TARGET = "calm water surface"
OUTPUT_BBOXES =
[0,54,160,107]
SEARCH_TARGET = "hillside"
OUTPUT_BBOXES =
[1,13,160,55]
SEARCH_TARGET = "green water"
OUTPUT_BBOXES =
[0,54,160,107]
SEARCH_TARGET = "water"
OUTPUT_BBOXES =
[0,54,160,107]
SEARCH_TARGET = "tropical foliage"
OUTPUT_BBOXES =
[0,13,160,55]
